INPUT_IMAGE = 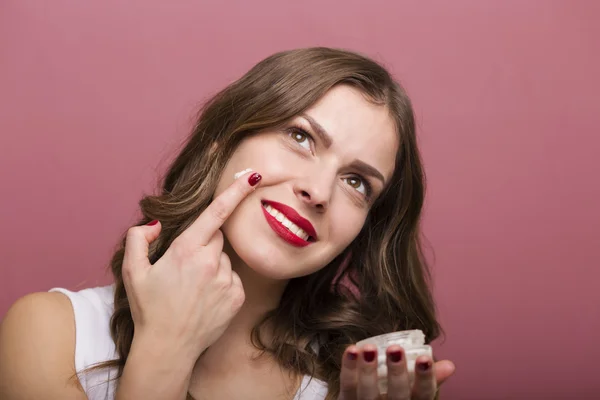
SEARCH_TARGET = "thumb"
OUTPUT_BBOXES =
[123,220,162,278]
[434,360,456,386]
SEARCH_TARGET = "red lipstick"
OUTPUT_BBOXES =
[261,200,317,247]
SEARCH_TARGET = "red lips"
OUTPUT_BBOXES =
[261,200,317,240]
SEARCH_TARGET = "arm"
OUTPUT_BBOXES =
[114,331,196,400]
[0,292,195,400]
[0,292,88,400]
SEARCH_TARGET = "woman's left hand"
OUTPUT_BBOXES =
[339,344,456,400]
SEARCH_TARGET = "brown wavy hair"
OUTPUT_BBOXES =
[99,47,441,399]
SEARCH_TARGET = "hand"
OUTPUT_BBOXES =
[121,170,262,363]
[339,344,456,400]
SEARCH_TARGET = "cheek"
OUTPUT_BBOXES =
[257,152,292,179]
[329,207,367,247]
[232,140,301,183]
[215,141,281,195]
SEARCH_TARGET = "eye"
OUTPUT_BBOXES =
[345,176,371,197]
[288,128,312,152]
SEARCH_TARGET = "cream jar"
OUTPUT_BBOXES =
[356,330,432,394]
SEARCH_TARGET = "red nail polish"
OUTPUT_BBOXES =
[248,172,262,186]
[147,220,159,226]
[347,351,358,361]
[389,350,402,363]
[417,361,431,372]
[363,350,376,362]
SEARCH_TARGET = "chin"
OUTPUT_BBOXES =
[246,258,295,280]
[235,237,300,280]
[224,229,319,280]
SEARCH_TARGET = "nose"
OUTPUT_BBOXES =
[293,168,335,212]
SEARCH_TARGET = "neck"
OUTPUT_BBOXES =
[227,238,289,335]
[188,244,304,397]
[195,240,289,367]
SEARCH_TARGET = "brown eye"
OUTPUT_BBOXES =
[346,177,360,188]
[288,128,311,151]
[345,177,367,195]
[293,132,306,142]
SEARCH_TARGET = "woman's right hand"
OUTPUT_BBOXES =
[121,170,262,363]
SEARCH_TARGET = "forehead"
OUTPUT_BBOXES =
[303,85,399,180]
[305,85,399,179]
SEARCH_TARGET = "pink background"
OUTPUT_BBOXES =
[1,1,598,398]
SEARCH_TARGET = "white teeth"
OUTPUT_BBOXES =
[262,203,310,241]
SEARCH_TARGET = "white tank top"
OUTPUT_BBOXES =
[49,285,328,400]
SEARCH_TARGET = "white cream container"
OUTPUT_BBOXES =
[356,330,432,394]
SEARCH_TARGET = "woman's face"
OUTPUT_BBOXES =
[215,85,399,280]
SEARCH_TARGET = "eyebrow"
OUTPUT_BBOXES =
[299,113,386,185]
[300,113,333,148]
[348,160,386,184]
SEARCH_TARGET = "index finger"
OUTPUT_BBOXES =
[181,170,261,245]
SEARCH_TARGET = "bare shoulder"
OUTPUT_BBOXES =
[0,292,87,399]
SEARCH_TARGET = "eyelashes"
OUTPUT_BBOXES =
[347,175,373,199]
[284,125,373,200]
[287,126,312,152]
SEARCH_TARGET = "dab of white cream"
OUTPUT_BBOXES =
[233,168,253,180]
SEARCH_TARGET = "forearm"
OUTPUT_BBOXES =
[115,333,197,400]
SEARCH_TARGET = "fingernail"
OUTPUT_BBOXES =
[347,351,358,361]
[417,361,432,372]
[363,350,376,362]
[146,220,159,226]
[389,350,402,363]
[248,172,262,186]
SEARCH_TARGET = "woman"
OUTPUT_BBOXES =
[0,47,455,399]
